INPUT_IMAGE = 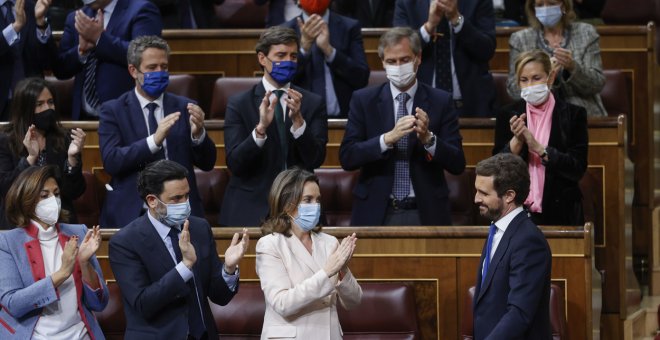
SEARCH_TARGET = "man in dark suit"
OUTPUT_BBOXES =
[339,27,465,226]
[254,0,301,27]
[51,0,162,120]
[393,0,496,117]
[473,153,552,339]
[281,1,369,118]
[332,0,395,27]
[0,0,54,120]
[109,159,249,340]
[155,0,225,28]
[99,35,216,228]
[219,26,327,226]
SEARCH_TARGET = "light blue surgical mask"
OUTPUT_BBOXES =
[535,5,563,27]
[140,70,170,98]
[157,198,191,227]
[293,203,321,232]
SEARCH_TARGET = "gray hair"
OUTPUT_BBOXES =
[127,35,171,67]
[377,26,422,59]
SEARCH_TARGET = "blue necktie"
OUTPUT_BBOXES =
[481,223,497,287]
[273,90,287,170]
[168,228,205,338]
[83,49,100,116]
[146,102,166,160]
[392,92,410,200]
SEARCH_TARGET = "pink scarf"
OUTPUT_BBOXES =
[524,92,555,213]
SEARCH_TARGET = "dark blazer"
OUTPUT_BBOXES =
[332,0,395,28]
[393,0,497,117]
[219,82,328,226]
[98,90,216,228]
[108,215,237,340]
[493,97,588,225]
[339,82,465,225]
[157,0,225,28]
[0,0,53,116]
[254,0,286,27]
[52,0,162,120]
[282,13,370,118]
[473,210,552,340]
[0,132,85,229]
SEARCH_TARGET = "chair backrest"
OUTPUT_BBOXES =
[600,69,632,117]
[214,0,268,28]
[195,168,230,227]
[45,76,74,120]
[492,72,514,109]
[210,283,265,338]
[73,171,103,227]
[209,77,261,119]
[167,74,199,103]
[461,284,567,340]
[316,168,359,226]
[94,281,127,340]
[601,0,657,24]
[368,70,388,87]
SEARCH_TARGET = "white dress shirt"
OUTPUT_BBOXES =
[252,77,307,147]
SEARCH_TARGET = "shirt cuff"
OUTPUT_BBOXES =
[252,129,267,147]
[176,262,194,282]
[3,24,19,46]
[325,48,336,63]
[191,128,206,145]
[419,25,431,43]
[78,48,89,63]
[222,266,239,292]
[452,18,464,33]
[290,120,306,139]
[147,135,162,154]
[299,47,308,56]
[379,134,393,153]
[424,139,437,156]
[36,25,51,43]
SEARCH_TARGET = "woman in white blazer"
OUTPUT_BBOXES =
[256,168,362,339]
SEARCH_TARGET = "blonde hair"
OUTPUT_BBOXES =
[514,49,553,84]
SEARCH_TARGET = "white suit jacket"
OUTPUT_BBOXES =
[256,231,362,339]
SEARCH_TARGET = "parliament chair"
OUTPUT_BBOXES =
[167,74,200,104]
[209,77,261,119]
[368,70,387,87]
[195,168,230,227]
[73,171,104,228]
[45,76,74,120]
[460,284,567,340]
[601,69,632,117]
[492,72,515,110]
[214,0,268,28]
[95,281,127,340]
[316,168,359,226]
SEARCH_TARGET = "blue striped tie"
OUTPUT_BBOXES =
[83,50,100,116]
[481,223,497,287]
[392,92,410,200]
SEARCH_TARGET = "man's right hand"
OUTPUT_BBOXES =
[297,15,323,52]
[424,0,443,35]
[12,0,26,32]
[257,91,278,134]
[383,115,416,146]
[180,220,197,269]
[153,112,180,146]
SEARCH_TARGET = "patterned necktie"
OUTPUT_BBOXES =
[392,92,410,200]
[83,49,101,116]
[168,228,205,338]
[146,102,165,160]
[435,19,453,93]
[273,90,288,170]
[481,223,498,287]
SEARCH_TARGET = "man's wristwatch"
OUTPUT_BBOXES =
[424,132,436,148]
[451,14,464,28]
[36,18,49,30]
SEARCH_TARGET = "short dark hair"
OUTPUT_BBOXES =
[137,160,188,202]
[475,153,530,205]
[255,26,300,56]
[5,165,68,227]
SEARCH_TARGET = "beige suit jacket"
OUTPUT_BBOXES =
[256,232,362,339]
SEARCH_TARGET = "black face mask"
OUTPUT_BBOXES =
[34,109,57,132]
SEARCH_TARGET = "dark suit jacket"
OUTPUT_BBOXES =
[98,90,216,228]
[0,0,53,115]
[108,215,237,340]
[254,0,286,27]
[282,13,369,118]
[332,0,395,27]
[0,132,85,229]
[493,97,588,225]
[156,0,225,28]
[473,210,552,340]
[393,0,496,117]
[219,82,328,226]
[339,82,465,225]
[52,0,162,120]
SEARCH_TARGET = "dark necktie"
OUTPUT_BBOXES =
[168,228,205,339]
[83,49,101,116]
[481,223,498,287]
[146,102,166,160]
[3,1,24,96]
[435,19,453,93]
[179,0,194,28]
[273,90,288,170]
[311,44,325,98]
[392,92,410,200]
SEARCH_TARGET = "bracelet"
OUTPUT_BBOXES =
[254,126,266,138]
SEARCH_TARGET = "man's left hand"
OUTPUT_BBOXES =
[438,0,459,23]
[414,107,433,144]
[224,228,249,273]
[188,103,205,139]
[286,88,305,129]
[75,9,103,43]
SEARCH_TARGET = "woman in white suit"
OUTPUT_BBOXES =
[256,168,362,339]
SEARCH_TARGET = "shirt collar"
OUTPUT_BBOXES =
[389,80,418,103]
[134,87,164,111]
[102,0,119,15]
[0,1,14,7]
[493,206,524,233]
[261,77,291,93]
[301,9,330,23]
[148,209,179,242]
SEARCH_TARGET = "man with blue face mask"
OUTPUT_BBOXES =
[109,159,250,340]
[340,27,466,226]
[98,35,217,229]
[50,0,162,120]
[220,26,328,227]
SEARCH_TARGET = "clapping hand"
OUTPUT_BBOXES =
[78,225,101,264]
[324,233,357,278]
[187,103,205,139]
[67,128,86,167]
[224,228,249,274]
[180,220,197,269]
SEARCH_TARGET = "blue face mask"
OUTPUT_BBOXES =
[535,5,563,27]
[157,198,191,227]
[293,203,321,232]
[141,70,170,98]
[267,58,297,85]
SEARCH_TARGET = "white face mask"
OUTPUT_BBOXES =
[520,83,550,106]
[35,196,61,226]
[385,60,417,89]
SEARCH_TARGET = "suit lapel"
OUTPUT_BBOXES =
[286,234,321,274]
[127,91,150,139]
[378,84,395,133]
[138,215,177,274]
